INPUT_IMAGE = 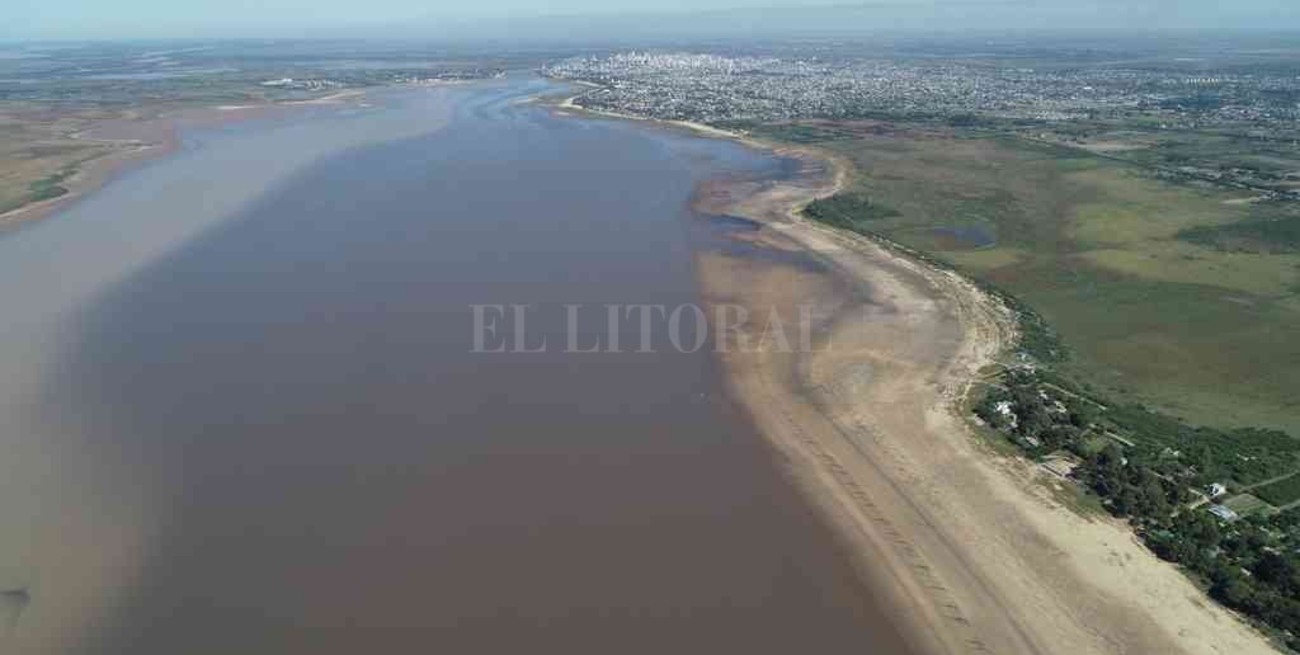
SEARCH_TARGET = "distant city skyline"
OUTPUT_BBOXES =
[4,0,1298,41]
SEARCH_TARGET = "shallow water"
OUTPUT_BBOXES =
[0,77,912,654]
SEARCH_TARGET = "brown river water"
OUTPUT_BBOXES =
[0,77,913,654]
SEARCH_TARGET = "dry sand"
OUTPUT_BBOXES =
[692,143,1283,655]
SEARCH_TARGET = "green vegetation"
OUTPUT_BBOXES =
[1223,493,1273,518]
[794,125,1300,433]
[1145,507,1300,650]
[976,368,1300,647]
[0,120,106,216]
[791,120,1300,644]
[732,121,848,144]
[805,210,1069,363]
[26,168,74,203]
[1,41,511,219]
[802,192,899,229]
[1103,403,1300,486]
[977,369,1300,488]
[1254,474,1300,508]
[1026,119,1300,200]
[984,285,1068,363]
[1178,205,1300,254]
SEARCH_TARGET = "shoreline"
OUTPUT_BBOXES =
[607,100,1287,652]
[0,129,177,228]
[0,91,369,229]
[4,76,1282,653]
[0,77,917,655]
[551,85,751,143]
[0,82,468,655]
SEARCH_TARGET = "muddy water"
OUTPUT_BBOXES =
[0,77,913,654]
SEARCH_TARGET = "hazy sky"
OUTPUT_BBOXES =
[5,0,1298,40]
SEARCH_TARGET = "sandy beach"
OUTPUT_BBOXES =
[690,142,1283,654]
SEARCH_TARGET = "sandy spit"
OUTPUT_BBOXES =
[0,91,369,229]
[681,134,1283,654]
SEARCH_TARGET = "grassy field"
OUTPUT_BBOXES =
[753,120,1300,435]
[0,111,114,215]
[0,75,360,218]
[1222,493,1275,517]
[1253,474,1300,508]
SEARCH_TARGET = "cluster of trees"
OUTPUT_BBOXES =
[1256,474,1300,507]
[26,168,74,203]
[976,368,1300,647]
[1104,402,1300,488]
[1078,443,1192,517]
[980,369,1300,489]
[974,369,1094,456]
[1081,445,1300,648]
[802,192,900,230]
